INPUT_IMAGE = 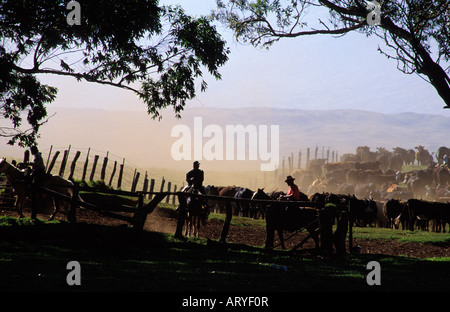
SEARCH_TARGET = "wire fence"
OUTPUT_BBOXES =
[37,145,184,203]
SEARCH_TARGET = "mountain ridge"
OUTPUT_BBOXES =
[2,106,449,173]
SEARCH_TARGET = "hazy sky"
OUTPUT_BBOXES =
[3,1,450,180]
[35,0,450,118]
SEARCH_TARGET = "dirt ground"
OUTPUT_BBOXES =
[2,205,449,259]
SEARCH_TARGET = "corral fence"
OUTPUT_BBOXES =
[4,147,352,255]
[280,146,340,173]
[0,181,15,208]
[20,145,183,204]
[32,183,353,256]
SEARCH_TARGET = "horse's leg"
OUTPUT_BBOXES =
[15,195,25,218]
[193,216,197,237]
[259,205,265,220]
[49,198,60,221]
[195,216,200,237]
[188,216,193,237]
[277,229,286,249]
[310,228,320,250]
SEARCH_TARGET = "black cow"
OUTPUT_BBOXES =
[384,198,407,229]
[400,199,450,232]
[234,187,256,218]
[326,194,377,227]
[252,189,320,250]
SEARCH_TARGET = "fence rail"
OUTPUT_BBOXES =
[30,183,352,255]
[27,145,184,204]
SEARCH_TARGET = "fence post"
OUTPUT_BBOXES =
[149,178,155,199]
[175,192,187,239]
[45,145,53,169]
[59,149,68,177]
[160,177,165,193]
[47,151,60,174]
[59,145,71,177]
[306,148,310,168]
[131,171,140,192]
[81,147,90,181]
[68,151,81,181]
[172,185,177,205]
[69,183,78,223]
[117,160,124,189]
[109,160,117,186]
[219,199,233,243]
[332,209,348,256]
[142,171,149,194]
[132,193,146,231]
[291,155,294,173]
[166,182,171,203]
[23,150,30,163]
[100,152,109,181]
[318,208,333,257]
[89,155,99,181]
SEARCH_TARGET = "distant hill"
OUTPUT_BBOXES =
[1,106,449,189]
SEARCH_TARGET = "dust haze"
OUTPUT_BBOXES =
[1,105,449,192]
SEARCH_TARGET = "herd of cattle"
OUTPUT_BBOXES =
[205,145,450,233]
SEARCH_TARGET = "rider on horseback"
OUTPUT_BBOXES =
[30,146,46,184]
[280,175,300,201]
[185,161,205,194]
[180,161,210,235]
[279,175,301,230]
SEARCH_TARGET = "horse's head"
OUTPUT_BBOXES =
[0,158,8,172]
[205,185,219,195]
[201,204,210,226]
[251,188,265,200]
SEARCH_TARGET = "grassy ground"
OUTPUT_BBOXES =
[352,226,450,246]
[0,216,449,293]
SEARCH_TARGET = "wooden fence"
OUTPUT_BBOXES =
[32,183,352,256]
[280,146,339,173]
[41,145,183,204]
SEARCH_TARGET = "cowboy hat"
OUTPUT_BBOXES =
[285,175,295,182]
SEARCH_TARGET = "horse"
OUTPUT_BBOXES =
[234,187,256,218]
[415,145,433,166]
[0,158,74,220]
[181,185,210,237]
[251,188,320,250]
[436,146,450,164]
[205,185,220,213]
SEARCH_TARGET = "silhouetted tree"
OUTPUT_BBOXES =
[214,0,450,110]
[1,0,229,146]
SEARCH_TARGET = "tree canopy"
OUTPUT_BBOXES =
[214,0,450,110]
[0,0,229,147]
